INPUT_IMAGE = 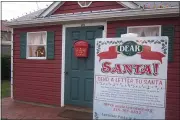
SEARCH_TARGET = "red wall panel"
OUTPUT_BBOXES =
[13,25,62,106]
[107,17,180,120]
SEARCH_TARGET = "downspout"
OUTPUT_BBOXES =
[11,28,13,99]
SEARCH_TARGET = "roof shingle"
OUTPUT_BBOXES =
[10,2,179,22]
[11,8,45,22]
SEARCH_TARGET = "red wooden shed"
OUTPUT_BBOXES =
[7,1,179,120]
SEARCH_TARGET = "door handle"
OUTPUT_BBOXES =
[64,71,68,75]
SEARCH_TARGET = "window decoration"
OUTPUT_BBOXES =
[128,25,161,37]
[78,1,92,7]
[27,31,47,59]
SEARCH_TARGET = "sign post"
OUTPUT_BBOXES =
[93,36,168,119]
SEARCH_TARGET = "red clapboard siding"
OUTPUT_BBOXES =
[107,18,179,29]
[14,93,60,105]
[14,79,61,85]
[52,1,124,15]
[13,25,62,106]
[107,17,180,120]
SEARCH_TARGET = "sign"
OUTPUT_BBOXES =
[93,36,168,119]
[74,40,89,57]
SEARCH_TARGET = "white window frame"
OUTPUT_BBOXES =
[26,31,47,59]
[78,1,92,8]
[127,25,161,37]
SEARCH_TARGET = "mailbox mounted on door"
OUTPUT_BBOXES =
[74,40,89,58]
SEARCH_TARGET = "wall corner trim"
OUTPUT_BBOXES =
[11,28,14,99]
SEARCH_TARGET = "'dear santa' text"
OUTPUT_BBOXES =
[101,62,160,76]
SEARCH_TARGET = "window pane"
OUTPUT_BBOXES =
[128,26,160,37]
[28,45,46,57]
[28,32,46,45]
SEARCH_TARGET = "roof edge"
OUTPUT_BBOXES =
[117,1,140,9]
[38,2,64,17]
[7,7,179,27]
[39,1,140,18]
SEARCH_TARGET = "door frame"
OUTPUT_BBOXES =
[61,21,107,107]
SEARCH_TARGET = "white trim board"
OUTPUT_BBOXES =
[61,21,107,107]
[11,28,13,99]
[117,1,139,9]
[78,1,92,8]
[39,2,63,17]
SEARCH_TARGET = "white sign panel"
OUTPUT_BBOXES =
[93,36,168,119]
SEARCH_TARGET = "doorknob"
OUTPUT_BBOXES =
[64,71,68,75]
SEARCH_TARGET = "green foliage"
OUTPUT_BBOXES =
[1,55,11,80]
[1,80,10,98]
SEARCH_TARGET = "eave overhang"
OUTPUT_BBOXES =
[7,7,179,28]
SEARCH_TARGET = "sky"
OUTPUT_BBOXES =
[1,2,52,21]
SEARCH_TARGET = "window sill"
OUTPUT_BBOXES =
[26,57,46,60]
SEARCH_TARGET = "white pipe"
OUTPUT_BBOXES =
[11,28,13,99]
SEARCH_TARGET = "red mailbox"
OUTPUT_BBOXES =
[74,40,89,57]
